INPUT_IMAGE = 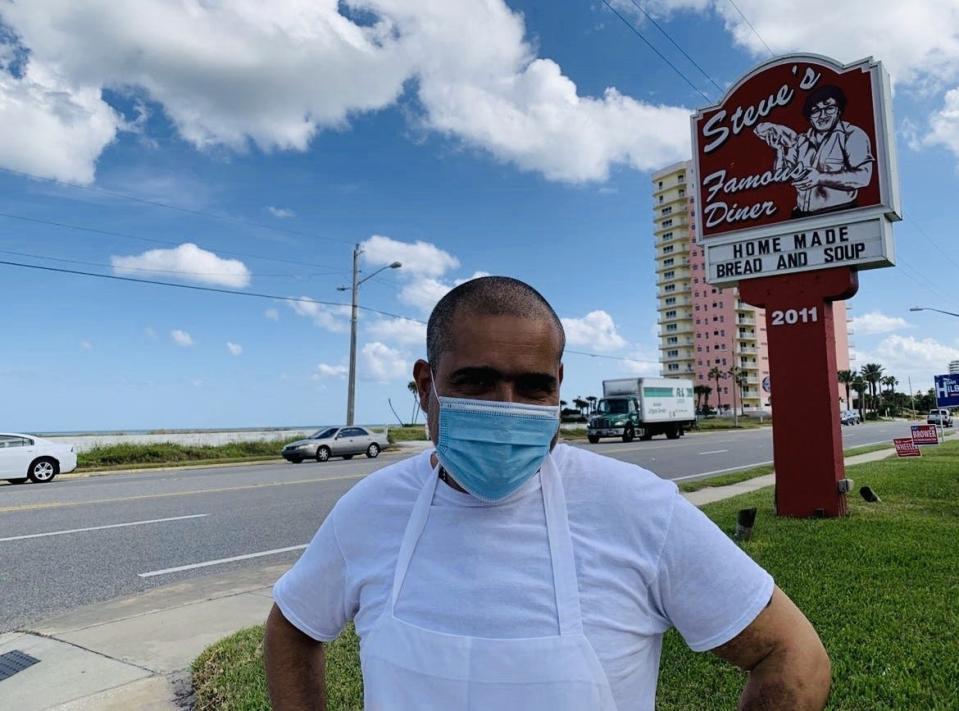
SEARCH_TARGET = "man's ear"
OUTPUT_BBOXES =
[413,359,432,412]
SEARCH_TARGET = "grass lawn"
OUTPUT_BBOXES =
[75,440,300,470]
[387,425,428,442]
[192,441,959,710]
[692,417,769,430]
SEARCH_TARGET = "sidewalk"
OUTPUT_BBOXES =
[0,445,900,709]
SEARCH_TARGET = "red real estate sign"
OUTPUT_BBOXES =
[894,438,922,457]
[910,424,939,445]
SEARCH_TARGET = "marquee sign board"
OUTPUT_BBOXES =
[691,54,901,286]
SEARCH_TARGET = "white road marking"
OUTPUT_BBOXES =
[671,461,773,482]
[139,544,308,578]
[0,514,208,543]
[698,449,729,455]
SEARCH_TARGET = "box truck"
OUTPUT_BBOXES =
[587,377,696,443]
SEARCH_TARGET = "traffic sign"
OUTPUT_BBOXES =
[894,438,921,457]
[910,424,939,445]
[934,374,959,408]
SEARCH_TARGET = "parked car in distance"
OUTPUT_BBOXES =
[1,433,77,484]
[840,410,860,426]
[927,408,954,427]
[282,426,389,463]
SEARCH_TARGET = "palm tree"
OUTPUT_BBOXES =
[573,397,589,417]
[693,385,709,410]
[708,366,725,412]
[727,366,747,416]
[702,385,712,410]
[852,375,868,420]
[861,363,884,412]
[881,375,897,395]
[586,396,598,415]
[407,381,420,425]
[837,369,855,408]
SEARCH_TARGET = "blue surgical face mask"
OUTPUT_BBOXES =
[431,374,559,502]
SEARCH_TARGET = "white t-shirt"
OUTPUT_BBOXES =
[273,445,774,709]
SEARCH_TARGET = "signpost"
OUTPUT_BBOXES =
[691,55,901,518]
[893,438,922,458]
[910,424,939,446]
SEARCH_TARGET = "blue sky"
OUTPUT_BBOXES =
[2,0,959,431]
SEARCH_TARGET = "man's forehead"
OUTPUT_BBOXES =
[439,312,562,368]
[814,98,838,108]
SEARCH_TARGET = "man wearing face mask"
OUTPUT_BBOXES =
[264,276,831,710]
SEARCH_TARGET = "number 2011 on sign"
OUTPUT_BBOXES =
[771,308,818,326]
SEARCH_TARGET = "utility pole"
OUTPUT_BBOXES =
[346,244,361,426]
[339,249,402,427]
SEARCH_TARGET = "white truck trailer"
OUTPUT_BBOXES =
[587,377,696,443]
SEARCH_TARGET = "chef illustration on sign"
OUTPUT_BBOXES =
[754,85,875,217]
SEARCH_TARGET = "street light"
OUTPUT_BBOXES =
[338,245,402,425]
[909,306,959,318]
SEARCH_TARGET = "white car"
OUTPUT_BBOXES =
[0,433,77,484]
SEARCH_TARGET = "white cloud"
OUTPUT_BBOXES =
[621,356,661,377]
[926,87,959,159]
[268,206,295,219]
[362,341,410,381]
[361,234,459,278]
[367,317,427,348]
[286,297,350,332]
[170,329,193,347]
[561,310,628,352]
[0,59,120,185]
[80,340,93,351]
[111,243,251,288]
[0,1,690,184]
[855,334,959,385]
[314,363,348,379]
[640,0,959,88]
[849,311,911,336]
[226,341,243,356]
[397,271,494,315]
[264,308,280,321]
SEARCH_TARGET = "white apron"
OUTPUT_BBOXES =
[360,454,618,710]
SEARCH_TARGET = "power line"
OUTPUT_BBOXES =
[724,0,774,58]
[0,210,352,274]
[626,0,724,93]
[0,248,343,280]
[0,256,659,363]
[0,165,353,247]
[0,259,413,321]
[909,218,959,273]
[599,0,713,102]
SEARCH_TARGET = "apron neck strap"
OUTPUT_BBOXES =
[390,452,585,636]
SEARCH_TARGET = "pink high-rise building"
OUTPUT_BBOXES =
[653,161,851,412]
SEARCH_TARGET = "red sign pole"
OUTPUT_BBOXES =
[738,267,858,517]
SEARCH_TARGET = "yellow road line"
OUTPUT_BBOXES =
[0,473,367,514]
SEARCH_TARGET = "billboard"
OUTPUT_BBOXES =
[691,55,901,286]
[934,374,959,408]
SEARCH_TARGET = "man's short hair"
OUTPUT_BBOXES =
[426,276,565,366]
[802,85,847,119]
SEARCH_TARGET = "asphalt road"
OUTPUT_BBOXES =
[0,421,915,632]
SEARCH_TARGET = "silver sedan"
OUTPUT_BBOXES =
[282,426,389,463]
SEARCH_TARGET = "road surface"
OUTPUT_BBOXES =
[0,421,914,631]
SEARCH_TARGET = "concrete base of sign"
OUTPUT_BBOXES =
[739,267,858,517]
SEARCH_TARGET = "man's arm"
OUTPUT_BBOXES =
[711,586,831,711]
[264,604,327,711]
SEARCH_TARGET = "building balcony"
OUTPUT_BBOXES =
[656,270,691,285]
[656,260,690,274]
[737,330,758,341]
[661,324,694,336]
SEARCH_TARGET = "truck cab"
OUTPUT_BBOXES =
[587,397,640,443]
